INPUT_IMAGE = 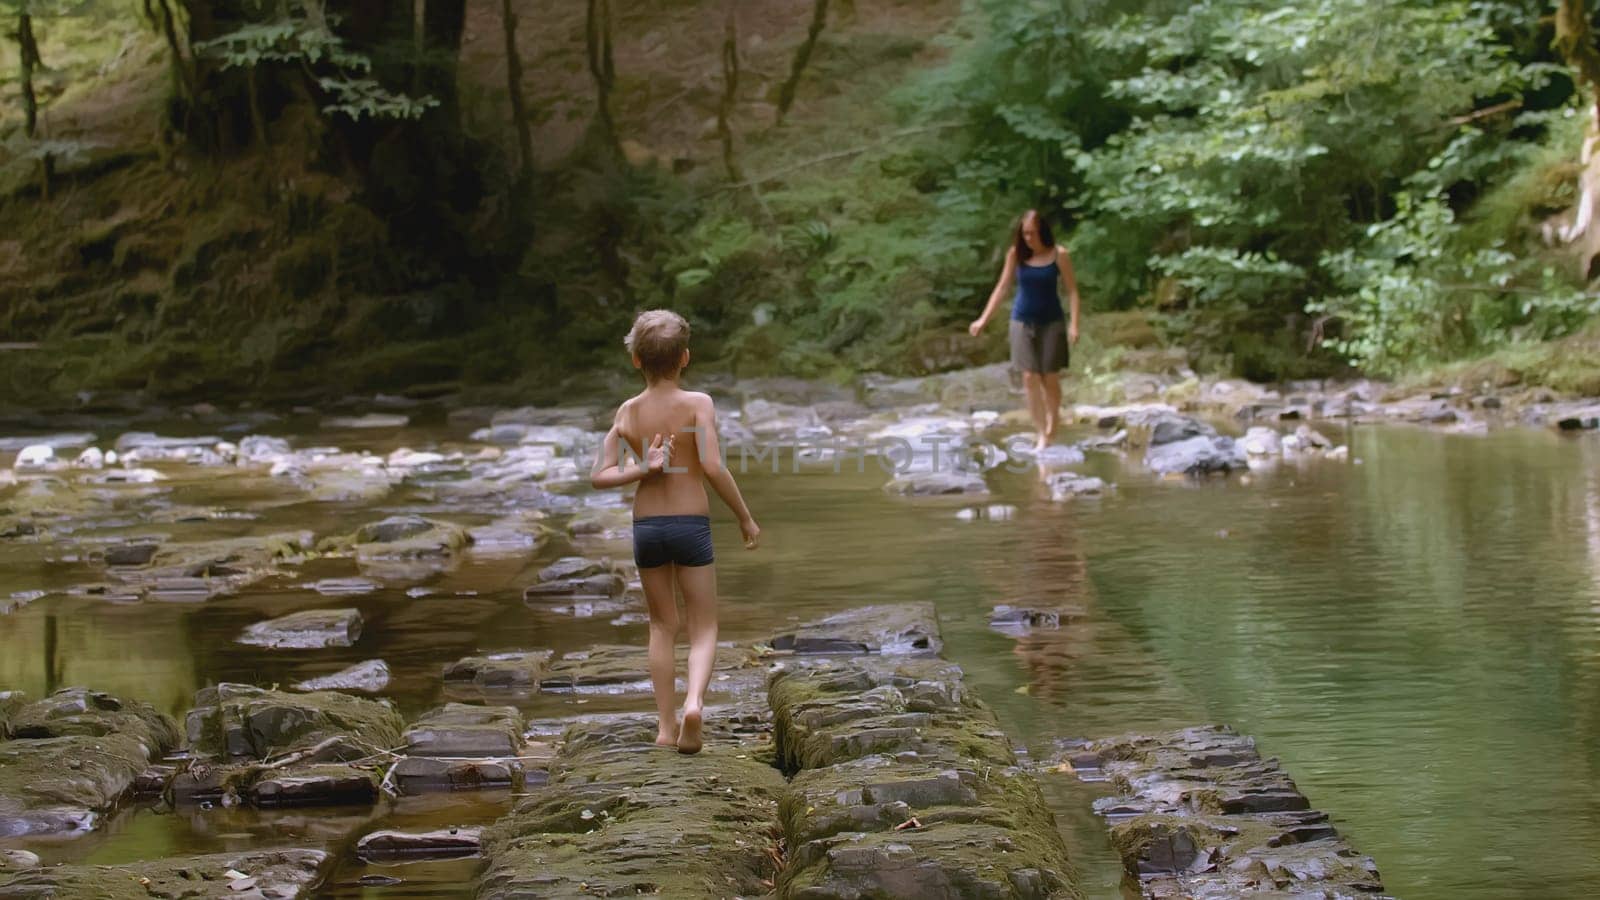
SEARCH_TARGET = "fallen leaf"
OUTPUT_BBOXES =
[1013,684,1031,695]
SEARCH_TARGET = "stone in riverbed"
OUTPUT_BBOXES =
[0,848,329,898]
[0,689,180,837]
[391,756,522,793]
[330,515,472,561]
[322,413,409,429]
[539,644,759,692]
[184,684,403,761]
[477,719,785,899]
[522,556,625,601]
[357,827,483,861]
[768,656,1077,899]
[293,660,391,694]
[989,605,1078,631]
[238,608,363,649]
[883,470,988,497]
[1047,472,1108,501]
[104,541,159,567]
[442,651,552,690]
[770,602,942,656]
[0,850,38,873]
[252,764,378,807]
[1050,725,1385,897]
[403,704,524,758]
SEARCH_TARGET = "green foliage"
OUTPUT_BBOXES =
[195,14,436,121]
[908,0,1594,377]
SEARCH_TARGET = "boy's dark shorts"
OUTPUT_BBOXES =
[633,515,714,569]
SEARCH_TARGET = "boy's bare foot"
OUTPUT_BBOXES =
[1034,435,1049,452]
[655,721,678,747]
[676,707,703,755]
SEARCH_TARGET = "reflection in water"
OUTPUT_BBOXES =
[0,422,1599,898]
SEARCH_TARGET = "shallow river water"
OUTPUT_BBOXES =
[3,411,1600,898]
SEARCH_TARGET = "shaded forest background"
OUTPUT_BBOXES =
[7,0,1600,408]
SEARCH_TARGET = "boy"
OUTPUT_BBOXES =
[589,309,761,754]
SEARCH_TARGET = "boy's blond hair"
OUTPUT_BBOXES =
[625,309,691,379]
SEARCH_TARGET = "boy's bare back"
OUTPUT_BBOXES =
[615,386,716,519]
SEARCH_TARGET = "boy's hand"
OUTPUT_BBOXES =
[968,318,986,338]
[740,517,761,549]
[646,432,674,475]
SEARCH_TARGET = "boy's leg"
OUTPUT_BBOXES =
[674,562,719,754]
[639,563,680,746]
[1042,372,1062,440]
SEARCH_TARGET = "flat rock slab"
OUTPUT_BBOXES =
[539,644,761,692]
[185,684,403,761]
[1051,726,1388,898]
[883,471,989,497]
[0,848,328,899]
[357,827,483,861]
[768,659,1077,898]
[989,606,1082,632]
[403,704,524,758]
[293,659,390,694]
[0,689,180,837]
[239,608,363,649]
[524,556,626,600]
[477,718,786,899]
[770,603,942,656]
[252,764,378,807]
[442,651,553,691]
[392,757,522,793]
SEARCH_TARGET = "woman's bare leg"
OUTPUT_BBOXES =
[1041,372,1062,443]
[1022,371,1048,450]
[639,563,680,746]
[673,563,719,754]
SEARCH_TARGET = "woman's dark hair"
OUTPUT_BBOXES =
[1011,209,1055,262]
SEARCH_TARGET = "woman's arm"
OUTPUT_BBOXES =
[590,411,670,489]
[969,247,1018,336]
[1058,245,1082,344]
[695,396,760,548]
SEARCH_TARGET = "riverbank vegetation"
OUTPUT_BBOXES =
[6,0,1600,407]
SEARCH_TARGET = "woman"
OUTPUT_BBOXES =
[969,210,1082,451]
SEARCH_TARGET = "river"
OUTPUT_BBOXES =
[1,409,1598,898]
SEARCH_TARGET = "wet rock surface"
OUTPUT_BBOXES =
[0,689,180,836]
[403,704,525,758]
[0,848,329,898]
[770,602,943,656]
[1051,726,1388,898]
[769,656,1078,899]
[1141,414,1248,477]
[291,659,391,694]
[357,826,483,861]
[184,684,403,762]
[883,470,989,497]
[477,717,786,899]
[442,651,553,691]
[539,643,760,691]
[238,608,363,649]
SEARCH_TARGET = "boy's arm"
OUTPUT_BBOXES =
[695,397,760,548]
[591,411,667,489]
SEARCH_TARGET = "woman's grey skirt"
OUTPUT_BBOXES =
[1009,319,1069,374]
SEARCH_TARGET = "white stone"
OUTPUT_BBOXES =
[14,444,54,470]
[72,447,105,469]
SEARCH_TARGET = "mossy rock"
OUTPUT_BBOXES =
[319,515,471,560]
[478,721,785,899]
[0,848,328,898]
[183,684,404,761]
[6,687,179,753]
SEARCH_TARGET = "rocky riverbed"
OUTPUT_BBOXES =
[5,364,1596,897]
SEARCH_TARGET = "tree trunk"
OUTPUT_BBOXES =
[718,0,743,183]
[1556,0,1600,126]
[16,9,51,198]
[776,0,827,126]
[17,10,39,137]
[501,0,533,187]
[585,0,620,162]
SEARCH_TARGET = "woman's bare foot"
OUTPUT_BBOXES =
[1034,435,1049,452]
[676,707,703,755]
[655,720,678,747]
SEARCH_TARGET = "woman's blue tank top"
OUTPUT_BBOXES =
[1013,256,1064,324]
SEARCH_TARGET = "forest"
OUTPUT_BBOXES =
[6,0,1600,405]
